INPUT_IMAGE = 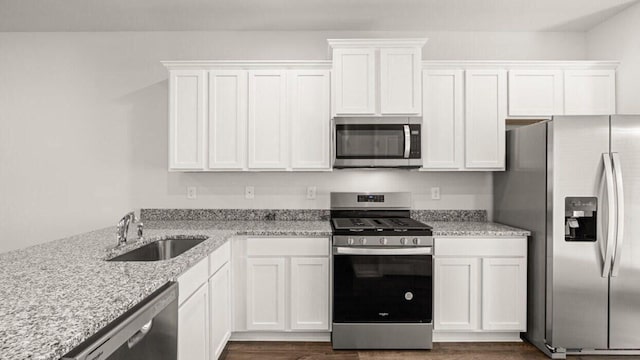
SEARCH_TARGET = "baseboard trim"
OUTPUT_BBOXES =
[433,331,523,342]
[230,331,331,342]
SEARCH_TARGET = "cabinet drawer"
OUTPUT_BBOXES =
[178,256,209,306]
[209,241,231,275]
[434,237,526,257]
[246,237,329,257]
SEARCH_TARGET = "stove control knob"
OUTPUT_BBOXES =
[400,237,408,245]
[380,237,388,245]
[413,237,421,245]
[359,237,367,245]
[347,237,355,245]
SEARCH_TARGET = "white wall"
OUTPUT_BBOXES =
[587,1,640,114]
[0,30,587,253]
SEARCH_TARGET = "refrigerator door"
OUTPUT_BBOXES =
[609,115,640,349]
[548,116,610,349]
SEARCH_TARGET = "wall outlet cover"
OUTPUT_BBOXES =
[187,186,197,199]
[431,187,441,200]
[245,186,255,199]
[307,186,317,200]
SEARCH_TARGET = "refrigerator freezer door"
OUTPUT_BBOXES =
[548,116,610,349]
[609,115,640,349]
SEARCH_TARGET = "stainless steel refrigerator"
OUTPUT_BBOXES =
[494,115,640,358]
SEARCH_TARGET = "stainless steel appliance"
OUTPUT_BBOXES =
[494,115,640,358]
[330,192,433,349]
[62,282,178,360]
[333,117,422,168]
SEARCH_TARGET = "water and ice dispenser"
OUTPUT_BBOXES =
[565,197,597,242]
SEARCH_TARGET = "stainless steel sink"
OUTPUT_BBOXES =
[108,237,207,261]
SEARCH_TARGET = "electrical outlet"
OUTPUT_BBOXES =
[245,186,255,199]
[431,187,441,200]
[307,186,317,200]
[187,186,197,199]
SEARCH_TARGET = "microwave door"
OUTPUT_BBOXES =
[334,124,411,167]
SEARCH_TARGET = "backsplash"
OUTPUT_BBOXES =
[141,209,487,222]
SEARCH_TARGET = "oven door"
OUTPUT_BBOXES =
[333,247,432,323]
[333,119,421,168]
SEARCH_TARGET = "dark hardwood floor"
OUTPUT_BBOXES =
[220,341,640,360]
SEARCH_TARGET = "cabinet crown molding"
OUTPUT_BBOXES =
[162,60,331,70]
[422,60,619,70]
[327,38,428,49]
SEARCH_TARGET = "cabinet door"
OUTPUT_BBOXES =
[208,71,247,170]
[290,70,331,170]
[465,70,507,169]
[246,257,286,330]
[482,258,527,331]
[248,70,288,169]
[380,48,421,115]
[422,69,464,170]
[178,284,209,360]
[209,263,231,360]
[169,70,206,170]
[434,258,480,331]
[564,70,616,115]
[332,48,376,115]
[508,70,563,116]
[290,257,330,330]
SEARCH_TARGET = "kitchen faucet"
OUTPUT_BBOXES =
[116,211,143,246]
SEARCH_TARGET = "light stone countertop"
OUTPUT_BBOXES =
[0,220,331,360]
[0,217,528,360]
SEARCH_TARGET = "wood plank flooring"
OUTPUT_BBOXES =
[221,341,640,360]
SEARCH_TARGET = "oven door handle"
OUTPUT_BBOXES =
[333,247,432,255]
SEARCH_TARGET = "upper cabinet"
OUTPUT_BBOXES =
[564,69,616,115]
[164,62,331,172]
[508,70,563,116]
[329,39,426,117]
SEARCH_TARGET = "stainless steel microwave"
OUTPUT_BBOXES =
[333,117,422,168]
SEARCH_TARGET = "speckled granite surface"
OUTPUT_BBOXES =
[428,221,530,237]
[411,210,487,222]
[0,220,330,360]
[141,209,331,221]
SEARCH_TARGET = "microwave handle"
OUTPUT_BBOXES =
[404,125,410,159]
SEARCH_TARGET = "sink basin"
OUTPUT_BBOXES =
[108,237,207,261]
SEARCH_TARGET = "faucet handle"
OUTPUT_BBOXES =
[137,222,144,241]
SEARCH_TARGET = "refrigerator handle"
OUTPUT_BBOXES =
[602,153,616,278]
[611,152,625,277]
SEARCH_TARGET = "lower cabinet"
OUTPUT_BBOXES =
[209,262,231,359]
[235,237,331,336]
[177,243,231,360]
[178,283,209,360]
[433,237,527,340]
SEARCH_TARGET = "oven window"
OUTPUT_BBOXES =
[335,125,405,158]
[333,254,432,323]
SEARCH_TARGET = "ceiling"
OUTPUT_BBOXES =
[0,0,637,32]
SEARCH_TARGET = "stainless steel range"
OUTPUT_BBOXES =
[330,192,433,350]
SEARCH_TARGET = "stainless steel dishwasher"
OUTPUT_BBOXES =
[62,282,178,360]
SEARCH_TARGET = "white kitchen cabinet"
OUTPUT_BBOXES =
[290,257,330,330]
[482,258,527,331]
[290,70,331,170]
[208,71,247,170]
[564,69,616,115]
[209,262,231,360]
[332,48,376,115]
[178,284,209,360]
[329,39,426,117]
[169,70,206,170]
[248,70,288,169]
[434,258,480,331]
[433,237,527,341]
[508,70,563,116]
[422,69,464,170]
[246,257,287,330]
[380,47,422,115]
[464,70,507,170]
